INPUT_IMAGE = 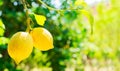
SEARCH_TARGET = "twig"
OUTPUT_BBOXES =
[37,0,81,12]
[21,0,32,32]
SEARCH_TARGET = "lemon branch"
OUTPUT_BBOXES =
[37,0,93,34]
[37,0,80,13]
[38,0,83,11]
[36,0,64,15]
[37,0,62,11]
[22,0,32,32]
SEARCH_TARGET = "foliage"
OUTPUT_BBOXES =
[0,0,120,71]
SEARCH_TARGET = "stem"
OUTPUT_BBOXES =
[26,18,32,32]
[22,0,32,32]
[37,0,75,12]
[38,0,86,11]
[37,0,63,16]
[38,0,61,11]
[22,0,27,10]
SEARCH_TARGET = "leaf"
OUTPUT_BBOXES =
[0,19,5,36]
[0,28,4,36]
[75,0,87,7]
[34,14,46,26]
[0,19,5,29]
[0,0,3,6]
[75,0,83,6]
[0,37,9,45]
[80,10,94,34]
[80,10,94,26]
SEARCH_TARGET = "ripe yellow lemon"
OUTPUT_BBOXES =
[30,27,54,51]
[7,32,33,64]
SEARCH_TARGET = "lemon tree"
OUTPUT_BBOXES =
[0,0,93,71]
[6,0,54,65]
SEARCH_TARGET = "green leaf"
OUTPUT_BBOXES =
[0,19,5,29]
[75,0,87,7]
[75,0,83,6]
[80,10,94,34]
[34,14,46,26]
[0,28,4,36]
[0,0,3,6]
[0,37,9,45]
[0,19,5,36]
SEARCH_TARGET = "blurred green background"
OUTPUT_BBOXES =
[0,0,120,71]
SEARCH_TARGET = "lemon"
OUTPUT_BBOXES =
[30,27,54,51]
[7,32,33,64]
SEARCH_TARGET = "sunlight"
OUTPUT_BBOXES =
[85,0,102,5]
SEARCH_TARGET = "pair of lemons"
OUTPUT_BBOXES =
[7,27,53,64]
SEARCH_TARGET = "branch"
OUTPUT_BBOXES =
[21,0,32,32]
[37,0,80,12]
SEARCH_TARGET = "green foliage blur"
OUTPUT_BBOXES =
[0,0,120,71]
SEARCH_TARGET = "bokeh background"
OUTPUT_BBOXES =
[0,0,120,71]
